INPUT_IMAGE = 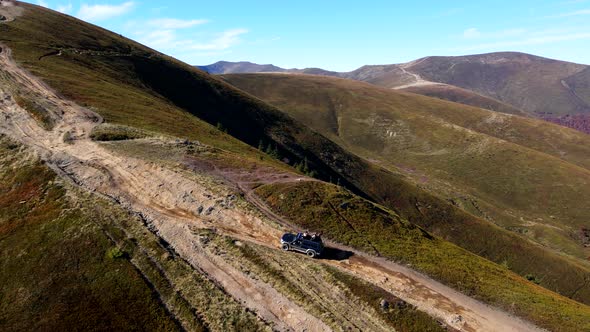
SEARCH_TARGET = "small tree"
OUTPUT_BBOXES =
[294,161,304,172]
[216,122,227,133]
[63,131,73,144]
[265,144,280,159]
[525,273,540,285]
[303,157,310,174]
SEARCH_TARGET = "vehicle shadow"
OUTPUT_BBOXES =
[321,247,354,261]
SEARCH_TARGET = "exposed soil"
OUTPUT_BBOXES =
[0,1,23,23]
[0,43,546,332]
[392,59,443,90]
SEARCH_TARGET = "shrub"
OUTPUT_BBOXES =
[106,247,126,259]
[525,274,541,285]
[62,131,73,144]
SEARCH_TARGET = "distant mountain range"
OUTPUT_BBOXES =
[200,53,590,134]
[197,61,287,74]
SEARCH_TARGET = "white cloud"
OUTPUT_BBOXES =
[148,18,208,29]
[545,8,590,18]
[132,26,248,59]
[77,1,135,22]
[142,29,177,48]
[462,28,527,40]
[463,28,481,39]
[36,0,49,7]
[56,3,73,14]
[560,0,588,4]
[555,9,590,17]
[189,29,248,51]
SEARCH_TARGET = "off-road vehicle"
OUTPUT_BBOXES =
[280,232,324,258]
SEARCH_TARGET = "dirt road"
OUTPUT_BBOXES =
[0,44,545,332]
[392,58,445,90]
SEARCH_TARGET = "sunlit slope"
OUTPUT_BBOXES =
[400,83,528,116]
[255,180,590,332]
[0,136,191,331]
[2,3,589,322]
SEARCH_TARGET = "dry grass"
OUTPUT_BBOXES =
[0,136,184,331]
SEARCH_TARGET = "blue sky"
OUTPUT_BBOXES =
[34,0,590,71]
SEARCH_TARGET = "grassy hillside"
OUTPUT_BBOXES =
[0,2,366,188]
[0,136,182,331]
[255,180,590,332]
[2,3,589,330]
[406,52,590,117]
[544,113,590,135]
[223,74,590,249]
[400,84,528,116]
[200,55,590,134]
[223,73,590,298]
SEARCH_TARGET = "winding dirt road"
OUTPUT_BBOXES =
[0,44,545,332]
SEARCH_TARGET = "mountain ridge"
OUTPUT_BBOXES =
[199,51,589,76]
[202,54,590,134]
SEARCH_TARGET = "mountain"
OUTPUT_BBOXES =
[198,60,287,74]
[224,72,590,297]
[203,54,590,134]
[198,61,342,77]
[400,53,588,115]
[0,2,589,332]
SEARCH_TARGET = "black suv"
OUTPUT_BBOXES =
[280,233,324,258]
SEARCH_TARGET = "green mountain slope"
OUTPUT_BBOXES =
[0,136,188,331]
[400,83,528,116]
[1,3,589,331]
[223,73,590,293]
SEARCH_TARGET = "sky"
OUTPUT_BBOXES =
[33,0,590,71]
